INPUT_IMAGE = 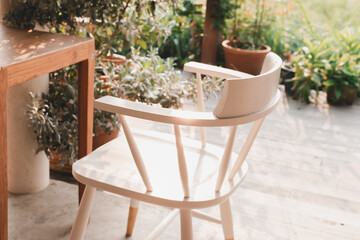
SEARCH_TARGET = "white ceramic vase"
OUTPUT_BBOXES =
[7,75,50,193]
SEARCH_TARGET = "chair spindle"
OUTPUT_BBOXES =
[174,125,190,198]
[119,115,153,192]
[215,125,238,192]
[196,72,206,147]
[228,117,265,181]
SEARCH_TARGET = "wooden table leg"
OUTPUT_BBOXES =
[0,69,8,240]
[77,51,94,202]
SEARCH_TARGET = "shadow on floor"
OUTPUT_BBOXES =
[50,170,77,184]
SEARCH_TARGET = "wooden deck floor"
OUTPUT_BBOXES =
[227,91,360,240]
[9,89,360,239]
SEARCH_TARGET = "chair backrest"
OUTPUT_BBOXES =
[213,52,282,118]
[183,52,282,193]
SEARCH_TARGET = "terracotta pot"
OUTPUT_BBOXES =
[327,85,358,105]
[49,151,72,174]
[101,54,139,73]
[281,63,295,95]
[93,127,120,150]
[102,54,127,66]
[222,40,271,75]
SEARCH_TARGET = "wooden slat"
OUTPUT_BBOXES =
[231,197,360,240]
[0,68,8,240]
[235,187,360,232]
[249,137,360,179]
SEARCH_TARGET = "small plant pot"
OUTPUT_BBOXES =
[49,151,72,174]
[222,40,271,75]
[280,64,295,96]
[327,85,358,105]
[93,127,120,150]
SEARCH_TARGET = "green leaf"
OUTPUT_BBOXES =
[136,39,147,50]
[144,61,152,68]
[334,86,342,100]
[324,79,336,87]
[303,38,312,51]
[313,74,322,85]
[157,65,165,73]
[317,39,331,52]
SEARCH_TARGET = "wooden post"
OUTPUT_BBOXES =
[69,186,96,240]
[0,68,8,240]
[0,0,11,20]
[180,209,193,240]
[201,0,221,64]
[220,199,234,240]
[126,199,140,236]
[77,50,95,202]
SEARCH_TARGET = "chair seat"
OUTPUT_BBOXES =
[73,129,248,209]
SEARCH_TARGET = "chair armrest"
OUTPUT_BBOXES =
[94,92,280,127]
[183,61,253,79]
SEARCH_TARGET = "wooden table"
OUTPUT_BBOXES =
[0,25,94,240]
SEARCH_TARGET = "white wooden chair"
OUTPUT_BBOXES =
[69,52,282,240]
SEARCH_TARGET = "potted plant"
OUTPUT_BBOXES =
[323,27,360,105]
[26,64,122,171]
[26,66,78,173]
[323,54,359,105]
[221,0,272,75]
[291,38,331,103]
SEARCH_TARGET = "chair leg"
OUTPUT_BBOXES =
[69,186,96,240]
[126,199,139,236]
[220,199,234,240]
[180,209,193,240]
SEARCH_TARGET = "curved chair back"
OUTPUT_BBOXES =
[213,52,282,118]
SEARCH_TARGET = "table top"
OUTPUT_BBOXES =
[0,25,92,68]
[0,25,94,87]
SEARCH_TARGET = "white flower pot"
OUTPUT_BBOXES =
[7,75,50,193]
